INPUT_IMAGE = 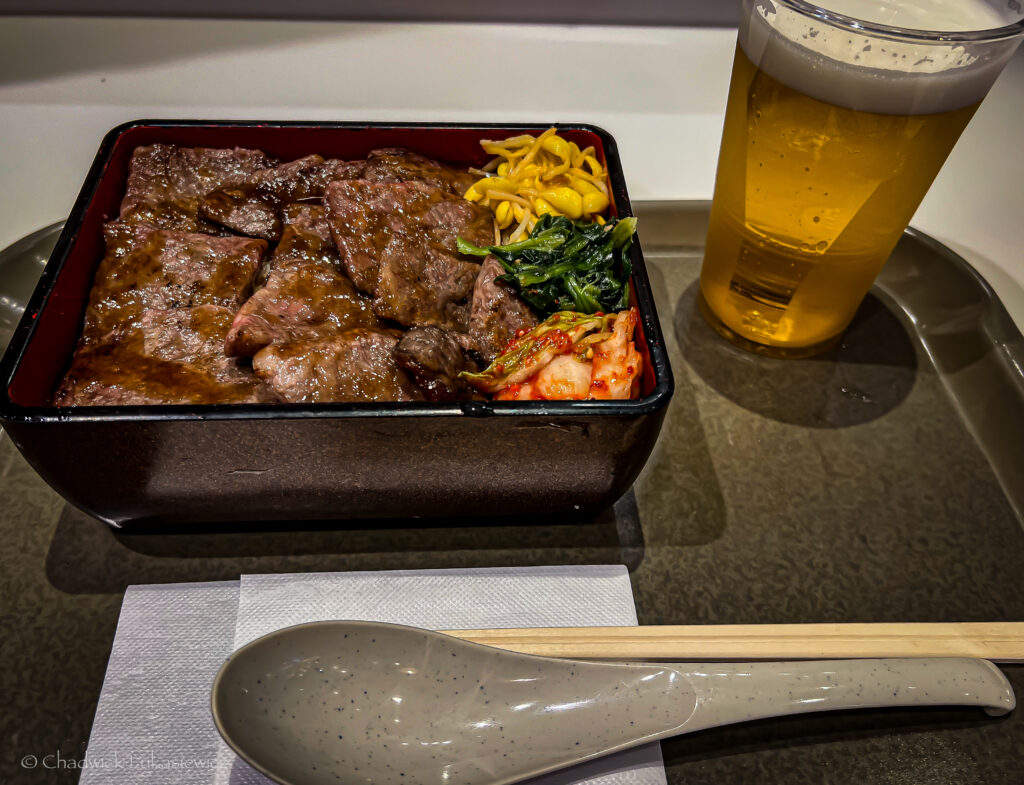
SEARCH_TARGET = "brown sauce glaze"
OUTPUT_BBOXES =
[252,329,424,404]
[119,144,276,232]
[324,179,492,301]
[199,155,354,240]
[81,229,266,345]
[55,305,273,406]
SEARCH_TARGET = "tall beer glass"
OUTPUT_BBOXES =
[700,0,1024,357]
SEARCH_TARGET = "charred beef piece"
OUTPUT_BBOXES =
[394,325,478,401]
[467,254,539,362]
[56,228,268,406]
[259,202,340,281]
[332,159,368,181]
[267,203,339,271]
[252,329,423,403]
[361,148,477,196]
[199,155,355,240]
[323,179,436,294]
[195,147,468,241]
[225,260,379,357]
[374,236,480,332]
[79,228,266,345]
[55,305,273,406]
[119,144,275,233]
[324,180,493,330]
[102,219,160,259]
[225,205,381,357]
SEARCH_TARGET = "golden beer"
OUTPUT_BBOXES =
[700,0,1018,356]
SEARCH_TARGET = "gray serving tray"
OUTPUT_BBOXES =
[0,221,57,360]
[634,200,1024,529]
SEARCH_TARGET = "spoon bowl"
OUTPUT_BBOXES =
[212,621,1014,785]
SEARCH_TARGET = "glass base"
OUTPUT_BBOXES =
[697,290,842,359]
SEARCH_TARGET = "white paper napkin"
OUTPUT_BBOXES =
[80,581,240,784]
[234,566,647,647]
[81,566,666,785]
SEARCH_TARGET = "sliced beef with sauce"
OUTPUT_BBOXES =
[374,236,480,331]
[79,229,267,345]
[194,148,468,241]
[466,255,539,361]
[55,305,272,406]
[52,143,544,408]
[323,180,410,294]
[253,328,423,403]
[199,155,354,240]
[225,204,381,357]
[56,228,269,406]
[361,148,476,196]
[394,325,478,401]
[250,202,339,289]
[324,179,493,307]
[268,204,339,271]
[225,259,381,357]
[119,144,276,233]
[331,159,368,181]
[101,219,159,260]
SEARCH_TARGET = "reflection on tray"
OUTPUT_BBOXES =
[675,282,918,428]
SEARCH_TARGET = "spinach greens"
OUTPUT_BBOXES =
[457,215,637,317]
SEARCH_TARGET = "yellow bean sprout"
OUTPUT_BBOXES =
[464,128,611,242]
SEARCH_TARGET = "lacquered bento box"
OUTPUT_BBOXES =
[0,121,673,527]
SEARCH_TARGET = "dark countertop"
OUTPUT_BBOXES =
[2,203,1023,784]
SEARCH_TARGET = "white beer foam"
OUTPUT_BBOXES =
[741,0,1019,114]
[822,0,1004,32]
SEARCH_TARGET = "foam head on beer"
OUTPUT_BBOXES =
[743,0,1013,114]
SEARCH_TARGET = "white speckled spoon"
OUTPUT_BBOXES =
[212,621,1015,785]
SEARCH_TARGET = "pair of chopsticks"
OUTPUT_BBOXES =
[440,623,1024,663]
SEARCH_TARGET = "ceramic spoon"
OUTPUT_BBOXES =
[212,621,1015,785]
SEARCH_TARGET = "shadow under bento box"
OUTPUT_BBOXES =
[0,121,673,527]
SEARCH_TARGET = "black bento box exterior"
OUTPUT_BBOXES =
[0,120,674,527]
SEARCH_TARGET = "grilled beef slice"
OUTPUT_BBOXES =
[119,144,275,233]
[56,228,269,406]
[55,305,272,406]
[225,259,381,358]
[195,148,468,240]
[361,148,477,196]
[252,329,423,403]
[324,180,493,328]
[199,155,354,240]
[467,254,539,362]
[373,236,480,332]
[225,205,381,357]
[79,229,266,346]
[323,179,425,294]
[265,203,339,273]
[394,325,477,401]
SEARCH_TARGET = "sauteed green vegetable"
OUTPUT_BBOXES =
[457,215,637,317]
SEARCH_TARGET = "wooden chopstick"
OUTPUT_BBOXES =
[438,623,1024,663]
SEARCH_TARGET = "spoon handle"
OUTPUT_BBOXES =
[674,658,1015,735]
[441,622,1024,662]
